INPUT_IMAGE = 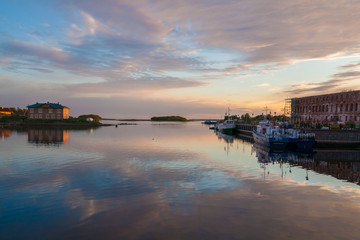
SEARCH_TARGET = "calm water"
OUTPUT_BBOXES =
[1,122,360,239]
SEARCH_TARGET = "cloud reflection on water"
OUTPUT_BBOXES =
[1,123,360,239]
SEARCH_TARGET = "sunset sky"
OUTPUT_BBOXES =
[1,0,360,118]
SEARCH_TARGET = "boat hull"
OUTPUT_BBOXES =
[219,128,234,135]
[287,138,316,149]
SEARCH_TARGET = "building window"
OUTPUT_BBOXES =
[340,104,343,112]
[51,114,55,119]
[57,114,61,119]
[49,109,53,113]
[356,103,358,111]
[350,104,353,111]
[30,108,34,113]
[57,109,61,113]
[46,114,49,119]
[346,104,348,111]
[35,114,38,118]
[346,116,348,121]
[322,105,324,112]
[355,116,357,121]
[38,108,42,113]
[30,114,33,118]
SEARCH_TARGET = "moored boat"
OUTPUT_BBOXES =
[252,120,288,148]
[281,128,316,149]
[203,120,217,125]
[217,118,236,135]
[215,108,237,135]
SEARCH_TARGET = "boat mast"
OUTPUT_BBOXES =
[263,106,270,120]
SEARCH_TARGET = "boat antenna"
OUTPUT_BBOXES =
[263,106,269,115]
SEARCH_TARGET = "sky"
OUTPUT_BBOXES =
[1,0,360,119]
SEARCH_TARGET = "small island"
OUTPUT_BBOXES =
[150,116,187,121]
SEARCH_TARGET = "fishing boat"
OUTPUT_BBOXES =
[217,118,237,135]
[203,120,217,125]
[252,120,289,148]
[215,108,237,135]
[280,126,316,149]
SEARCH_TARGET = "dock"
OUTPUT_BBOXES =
[235,123,360,149]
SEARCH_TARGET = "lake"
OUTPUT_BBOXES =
[1,121,360,239]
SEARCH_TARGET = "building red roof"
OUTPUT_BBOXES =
[0,107,11,112]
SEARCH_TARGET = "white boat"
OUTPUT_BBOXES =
[252,120,289,148]
[277,122,316,149]
[216,108,237,134]
[253,119,316,149]
[217,118,236,134]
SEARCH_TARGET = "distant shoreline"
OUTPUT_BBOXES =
[102,118,218,122]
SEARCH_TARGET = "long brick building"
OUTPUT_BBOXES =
[291,90,360,124]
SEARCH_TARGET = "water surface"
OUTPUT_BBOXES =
[1,122,360,239]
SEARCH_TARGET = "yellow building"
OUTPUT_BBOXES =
[0,107,12,115]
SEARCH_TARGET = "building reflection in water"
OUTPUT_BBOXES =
[1,129,13,140]
[252,143,360,185]
[28,129,69,146]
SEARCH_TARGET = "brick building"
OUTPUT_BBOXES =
[291,90,360,124]
[27,102,69,119]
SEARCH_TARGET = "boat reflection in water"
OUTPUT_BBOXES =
[215,130,234,143]
[253,143,360,185]
[28,128,69,146]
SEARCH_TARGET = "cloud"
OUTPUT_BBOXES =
[0,75,217,118]
[340,61,360,69]
[332,71,360,80]
[55,0,360,69]
[2,0,360,117]
[256,83,270,87]
[65,76,207,95]
[283,70,360,96]
[61,0,167,44]
[0,40,68,62]
[28,67,54,73]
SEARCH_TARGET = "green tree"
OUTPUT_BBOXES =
[151,116,187,121]
[78,114,102,121]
